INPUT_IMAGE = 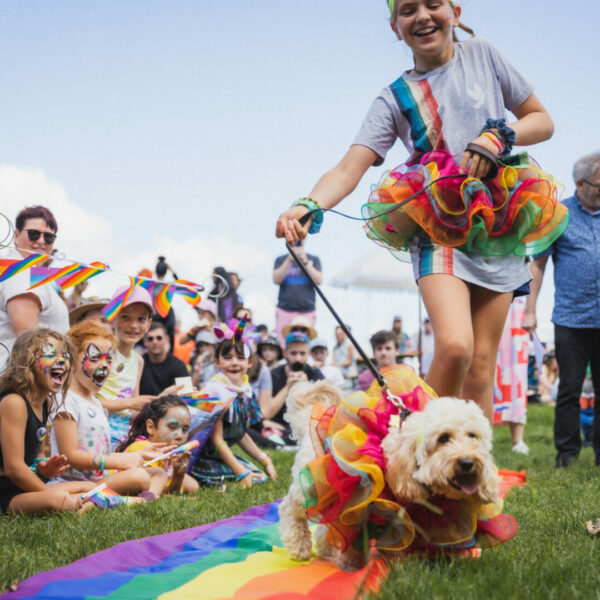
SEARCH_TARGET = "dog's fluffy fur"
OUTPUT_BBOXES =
[280,394,500,571]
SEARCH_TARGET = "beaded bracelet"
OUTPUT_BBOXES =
[481,131,504,154]
[480,118,516,156]
[292,197,324,235]
[235,470,252,482]
[99,455,105,471]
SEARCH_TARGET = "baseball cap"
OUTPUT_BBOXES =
[285,331,310,347]
[393,315,402,322]
[309,337,328,351]
[112,285,154,315]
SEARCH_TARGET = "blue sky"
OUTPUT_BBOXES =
[0,1,598,346]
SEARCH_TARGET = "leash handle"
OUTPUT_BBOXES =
[285,243,386,390]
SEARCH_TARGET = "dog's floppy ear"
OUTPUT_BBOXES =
[476,454,500,505]
[382,426,429,503]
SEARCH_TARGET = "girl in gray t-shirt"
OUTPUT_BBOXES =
[275,1,567,422]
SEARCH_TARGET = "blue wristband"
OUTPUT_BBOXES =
[292,198,324,234]
[235,470,251,482]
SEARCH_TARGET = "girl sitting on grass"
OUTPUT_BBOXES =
[117,395,199,494]
[51,321,169,501]
[189,320,277,488]
[0,329,92,514]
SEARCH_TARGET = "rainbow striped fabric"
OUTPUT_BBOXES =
[1,502,387,600]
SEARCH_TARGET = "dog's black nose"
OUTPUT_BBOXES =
[458,458,474,473]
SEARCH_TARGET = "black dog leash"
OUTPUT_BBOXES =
[285,156,497,408]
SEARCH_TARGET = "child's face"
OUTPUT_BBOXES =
[261,346,279,363]
[373,341,398,368]
[217,348,251,385]
[391,0,458,59]
[311,348,328,365]
[34,337,71,394]
[147,406,191,446]
[76,338,115,394]
[114,304,151,345]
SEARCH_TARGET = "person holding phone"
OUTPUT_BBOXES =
[260,331,324,445]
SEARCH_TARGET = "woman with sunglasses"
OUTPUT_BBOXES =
[0,206,69,371]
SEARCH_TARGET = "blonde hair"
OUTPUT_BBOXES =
[388,0,475,40]
[0,328,74,409]
[68,320,117,356]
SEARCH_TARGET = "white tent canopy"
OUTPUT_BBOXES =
[329,248,417,293]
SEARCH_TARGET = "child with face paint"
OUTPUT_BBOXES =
[189,327,277,489]
[96,286,171,449]
[0,329,94,514]
[117,396,200,494]
[51,321,171,500]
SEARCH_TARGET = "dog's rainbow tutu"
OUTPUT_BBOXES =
[299,365,518,555]
[362,149,569,261]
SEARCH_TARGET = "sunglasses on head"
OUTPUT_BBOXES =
[146,335,164,342]
[23,229,57,244]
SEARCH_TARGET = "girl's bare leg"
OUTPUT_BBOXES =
[8,489,78,514]
[419,274,474,397]
[146,467,168,496]
[183,474,199,493]
[462,285,512,422]
[104,468,151,496]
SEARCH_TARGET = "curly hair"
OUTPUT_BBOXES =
[115,395,188,452]
[68,320,117,356]
[0,328,74,410]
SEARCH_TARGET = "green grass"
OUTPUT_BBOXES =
[1,405,599,599]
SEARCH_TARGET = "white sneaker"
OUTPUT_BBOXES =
[512,440,529,455]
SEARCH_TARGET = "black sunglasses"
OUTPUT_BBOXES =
[146,335,164,342]
[23,229,57,244]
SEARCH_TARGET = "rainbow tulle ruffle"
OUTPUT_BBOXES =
[299,365,517,555]
[362,149,569,262]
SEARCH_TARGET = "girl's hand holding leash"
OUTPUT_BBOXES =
[37,454,70,479]
[276,205,311,244]
[460,133,501,180]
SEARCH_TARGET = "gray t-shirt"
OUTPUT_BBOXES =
[353,37,533,165]
[353,37,534,292]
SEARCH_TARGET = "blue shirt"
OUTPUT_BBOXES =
[539,195,600,328]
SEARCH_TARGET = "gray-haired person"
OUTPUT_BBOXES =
[523,151,600,468]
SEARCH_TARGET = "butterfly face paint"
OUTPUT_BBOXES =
[37,339,71,387]
[81,343,115,388]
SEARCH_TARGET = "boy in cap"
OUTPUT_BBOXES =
[96,286,160,448]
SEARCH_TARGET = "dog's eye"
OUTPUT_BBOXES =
[438,433,451,444]
[468,432,477,439]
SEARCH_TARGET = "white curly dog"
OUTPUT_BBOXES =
[279,388,500,571]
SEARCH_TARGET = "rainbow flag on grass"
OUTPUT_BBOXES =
[1,501,387,600]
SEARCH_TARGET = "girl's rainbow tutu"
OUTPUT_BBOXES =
[299,365,518,556]
[362,149,569,262]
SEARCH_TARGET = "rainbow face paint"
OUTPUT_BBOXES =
[37,339,71,386]
[81,343,115,388]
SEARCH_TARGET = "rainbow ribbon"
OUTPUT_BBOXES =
[102,276,138,322]
[0,253,47,283]
[154,282,176,318]
[143,439,200,467]
[233,314,248,341]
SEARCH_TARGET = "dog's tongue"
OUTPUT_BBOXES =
[457,476,479,495]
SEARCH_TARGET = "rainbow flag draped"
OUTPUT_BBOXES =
[0,502,387,600]
[2,472,526,600]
